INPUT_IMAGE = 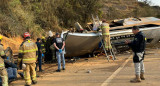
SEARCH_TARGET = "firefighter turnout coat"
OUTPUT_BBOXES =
[18,39,38,85]
[0,44,8,86]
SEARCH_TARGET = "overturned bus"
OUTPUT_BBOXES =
[62,17,160,57]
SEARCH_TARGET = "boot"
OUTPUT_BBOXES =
[130,75,141,83]
[140,73,145,80]
[32,80,37,84]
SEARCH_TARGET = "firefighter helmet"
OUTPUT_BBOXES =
[23,32,30,38]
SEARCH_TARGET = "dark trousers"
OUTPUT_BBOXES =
[36,54,42,71]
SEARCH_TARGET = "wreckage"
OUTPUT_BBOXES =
[62,17,160,57]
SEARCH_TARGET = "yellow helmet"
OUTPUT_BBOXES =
[42,36,45,39]
[0,36,3,40]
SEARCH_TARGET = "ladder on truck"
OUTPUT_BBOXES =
[92,15,116,62]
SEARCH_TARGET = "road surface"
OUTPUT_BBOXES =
[10,48,160,86]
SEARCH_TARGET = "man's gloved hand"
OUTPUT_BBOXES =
[59,49,62,53]
[42,53,44,57]
[7,57,9,60]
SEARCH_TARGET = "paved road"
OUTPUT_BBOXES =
[10,49,160,86]
[107,49,160,86]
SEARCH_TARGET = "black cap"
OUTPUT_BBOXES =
[56,32,60,36]
[37,38,41,41]
[132,26,139,30]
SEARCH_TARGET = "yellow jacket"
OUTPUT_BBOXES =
[18,39,38,64]
[100,23,110,36]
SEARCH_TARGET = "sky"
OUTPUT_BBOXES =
[149,0,160,6]
[138,0,160,6]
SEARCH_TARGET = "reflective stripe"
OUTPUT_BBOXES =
[19,48,38,53]
[42,49,45,52]
[32,74,36,80]
[2,83,8,86]
[0,64,4,67]
[102,26,110,29]
[24,71,27,79]
[23,58,37,61]
[23,49,37,53]
[105,46,112,49]
[104,43,112,49]
[18,58,22,62]
[26,80,31,83]
[41,44,44,46]
[19,50,23,53]
[102,33,110,35]
[2,76,8,86]
[18,58,22,60]
[0,51,5,56]
[24,77,30,80]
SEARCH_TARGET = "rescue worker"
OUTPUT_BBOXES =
[45,31,56,63]
[41,36,46,54]
[125,26,146,83]
[41,36,46,64]
[53,33,65,72]
[35,38,43,72]
[99,19,112,50]
[18,32,38,86]
[0,36,8,86]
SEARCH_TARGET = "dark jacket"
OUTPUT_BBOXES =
[36,42,42,55]
[128,31,146,63]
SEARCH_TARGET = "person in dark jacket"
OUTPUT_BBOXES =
[125,26,146,83]
[45,35,55,63]
[36,38,43,72]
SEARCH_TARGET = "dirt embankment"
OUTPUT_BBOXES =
[0,35,23,53]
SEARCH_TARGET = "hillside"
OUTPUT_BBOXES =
[0,0,160,38]
[102,0,138,19]
[102,0,160,20]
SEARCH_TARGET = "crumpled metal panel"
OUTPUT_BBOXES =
[64,32,100,57]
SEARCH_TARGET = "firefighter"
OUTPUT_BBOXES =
[41,36,46,54]
[45,31,56,63]
[125,26,146,83]
[18,32,38,86]
[99,19,112,50]
[41,36,46,64]
[0,36,8,86]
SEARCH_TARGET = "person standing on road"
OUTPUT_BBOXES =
[53,33,65,72]
[0,36,8,86]
[18,32,38,86]
[36,38,43,72]
[45,31,55,63]
[41,36,46,64]
[125,26,146,83]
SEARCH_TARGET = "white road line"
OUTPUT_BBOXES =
[101,55,132,86]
